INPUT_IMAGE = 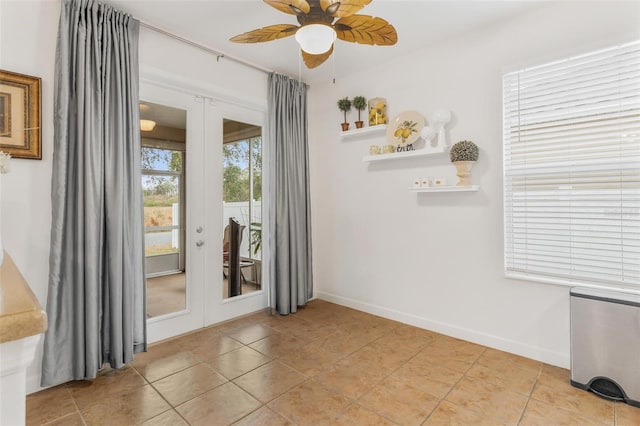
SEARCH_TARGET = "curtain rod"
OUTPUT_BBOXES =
[138,21,273,75]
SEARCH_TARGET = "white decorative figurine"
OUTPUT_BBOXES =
[431,109,452,149]
[420,126,437,151]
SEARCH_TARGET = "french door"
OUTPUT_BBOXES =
[141,81,268,343]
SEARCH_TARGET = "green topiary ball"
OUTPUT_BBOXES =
[450,140,479,162]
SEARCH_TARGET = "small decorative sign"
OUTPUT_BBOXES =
[396,144,415,153]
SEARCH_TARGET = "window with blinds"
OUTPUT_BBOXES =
[503,41,640,290]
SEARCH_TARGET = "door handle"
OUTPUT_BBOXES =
[196,240,205,247]
[196,226,203,233]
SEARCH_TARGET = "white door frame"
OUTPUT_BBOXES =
[141,81,206,343]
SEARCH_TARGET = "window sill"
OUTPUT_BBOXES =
[505,271,640,296]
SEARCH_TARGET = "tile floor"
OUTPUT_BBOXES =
[27,299,640,425]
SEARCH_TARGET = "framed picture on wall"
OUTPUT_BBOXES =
[0,69,41,160]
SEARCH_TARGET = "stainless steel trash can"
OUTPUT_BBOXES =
[570,287,640,407]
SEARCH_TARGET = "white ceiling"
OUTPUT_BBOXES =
[105,0,546,85]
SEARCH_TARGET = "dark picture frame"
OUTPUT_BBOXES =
[0,69,41,160]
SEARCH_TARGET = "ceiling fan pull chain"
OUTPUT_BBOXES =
[332,44,336,84]
[298,47,302,82]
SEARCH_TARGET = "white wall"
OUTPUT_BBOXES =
[0,0,267,393]
[308,1,640,368]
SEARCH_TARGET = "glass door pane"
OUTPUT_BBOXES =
[222,119,262,299]
[142,146,185,317]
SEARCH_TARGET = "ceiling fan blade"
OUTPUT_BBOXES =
[301,44,334,68]
[264,0,311,15]
[230,24,298,43]
[319,0,371,18]
[334,15,397,46]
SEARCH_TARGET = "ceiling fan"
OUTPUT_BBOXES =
[230,0,397,69]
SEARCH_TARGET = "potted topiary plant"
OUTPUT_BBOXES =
[352,96,366,128]
[337,97,352,131]
[449,140,479,186]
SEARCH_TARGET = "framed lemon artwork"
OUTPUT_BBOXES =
[386,111,425,147]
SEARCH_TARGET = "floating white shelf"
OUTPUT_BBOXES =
[363,147,447,162]
[409,185,479,193]
[339,124,387,141]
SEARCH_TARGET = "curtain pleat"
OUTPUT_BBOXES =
[42,0,145,387]
[267,73,313,315]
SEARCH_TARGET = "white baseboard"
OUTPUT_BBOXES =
[315,290,569,369]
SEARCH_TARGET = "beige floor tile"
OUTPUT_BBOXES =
[332,403,396,426]
[233,361,307,403]
[291,303,350,327]
[268,380,351,425]
[342,345,407,374]
[232,406,292,425]
[425,400,511,426]
[176,382,261,426]
[374,324,438,353]
[313,358,387,400]
[188,323,228,337]
[132,341,201,382]
[307,330,370,358]
[183,332,245,362]
[80,384,170,426]
[615,402,640,426]
[141,409,189,426]
[338,319,397,342]
[248,332,306,358]
[358,377,440,425]
[40,412,85,426]
[445,376,528,424]
[217,312,271,332]
[520,398,611,426]
[270,317,337,342]
[364,338,425,368]
[152,363,228,406]
[253,313,295,329]
[67,365,147,409]
[221,323,278,345]
[26,385,77,426]
[540,363,571,382]
[466,359,539,396]
[531,366,614,423]
[277,341,343,376]
[134,337,193,362]
[391,359,463,399]
[480,348,542,373]
[412,337,485,373]
[207,346,272,380]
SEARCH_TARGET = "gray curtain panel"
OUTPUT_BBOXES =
[267,73,313,315]
[42,0,146,387]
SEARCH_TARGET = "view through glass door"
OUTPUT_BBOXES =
[141,103,186,318]
[140,82,206,343]
[205,102,268,326]
[222,119,262,299]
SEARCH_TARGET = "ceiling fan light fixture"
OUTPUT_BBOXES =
[295,24,336,55]
[140,119,156,132]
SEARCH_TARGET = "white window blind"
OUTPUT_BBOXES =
[503,41,640,290]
